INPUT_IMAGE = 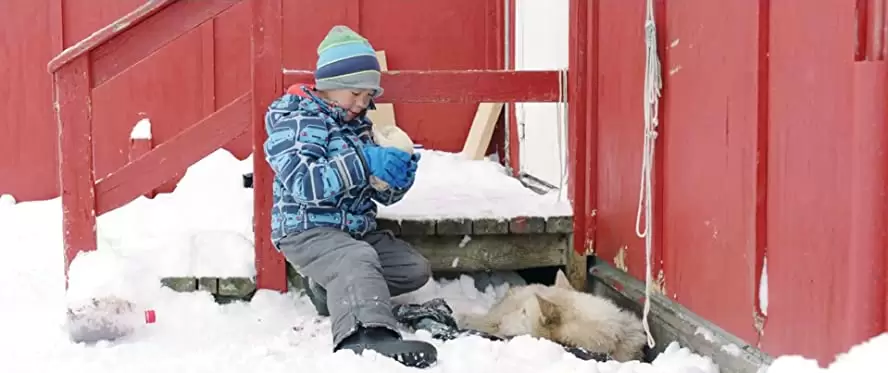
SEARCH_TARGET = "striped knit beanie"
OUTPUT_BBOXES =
[314,25,383,98]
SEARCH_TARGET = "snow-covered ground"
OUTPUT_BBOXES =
[0,149,884,372]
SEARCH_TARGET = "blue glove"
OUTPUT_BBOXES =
[362,146,412,189]
[403,153,421,186]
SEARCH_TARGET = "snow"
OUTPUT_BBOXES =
[377,150,572,220]
[130,118,152,140]
[764,333,888,373]
[50,149,569,279]
[0,193,15,206]
[758,257,769,316]
[1,148,883,372]
[0,149,714,372]
[694,327,718,344]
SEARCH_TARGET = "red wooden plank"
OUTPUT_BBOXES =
[506,0,520,175]
[90,0,240,88]
[94,93,251,216]
[287,1,506,153]
[864,0,885,60]
[593,1,647,277]
[55,56,98,282]
[568,0,590,255]
[282,70,562,104]
[490,0,509,170]
[49,0,64,53]
[0,0,63,202]
[201,21,217,115]
[856,0,870,61]
[128,136,157,199]
[660,0,762,344]
[845,61,888,343]
[344,0,360,30]
[47,0,176,73]
[754,0,772,337]
[252,0,287,293]
[764,1,858,363]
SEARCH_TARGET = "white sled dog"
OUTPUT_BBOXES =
[458,269,647,361]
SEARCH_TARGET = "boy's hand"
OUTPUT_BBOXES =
[403,153,421,186]
[362,146,413,188]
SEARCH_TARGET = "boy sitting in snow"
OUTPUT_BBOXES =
[262,25,437,368]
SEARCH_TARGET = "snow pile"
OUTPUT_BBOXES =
[0,149,724,372]
[93,150,256,278]
[2,148,886,372]
[57,149,570,280]
[376,150,573,220]
[764,333,888,373]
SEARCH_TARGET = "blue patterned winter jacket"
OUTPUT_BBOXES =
[263,85,412,244]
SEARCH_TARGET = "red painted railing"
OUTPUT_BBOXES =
[48,0,584,293]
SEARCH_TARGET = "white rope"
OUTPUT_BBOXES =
[634,0,662,349]
[555,68,568,200]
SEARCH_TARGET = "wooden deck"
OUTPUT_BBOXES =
[161,214,584,300]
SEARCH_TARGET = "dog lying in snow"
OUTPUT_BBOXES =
[456,269,647,362]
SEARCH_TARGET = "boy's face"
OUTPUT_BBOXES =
[320,88,375,121]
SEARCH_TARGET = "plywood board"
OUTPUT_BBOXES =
[461,102,504,160]
[367,50,397,129]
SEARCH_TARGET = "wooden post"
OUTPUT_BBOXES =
[568,0,591,256]
[55,55,98,286]
[129,118,156,199]
[251,0,287,292]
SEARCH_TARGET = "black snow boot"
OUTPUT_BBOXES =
[300,276,330,317]
[335,326,438,368]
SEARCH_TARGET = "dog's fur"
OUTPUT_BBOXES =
[457,270,647,361]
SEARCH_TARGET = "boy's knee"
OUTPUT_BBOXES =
[341,243,383,272]
[309,240,382,284]
[400,254,432,293]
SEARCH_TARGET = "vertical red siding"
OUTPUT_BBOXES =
[0,0,59,201]
[279,0,504,152]
[587,0,887,364]
[3,0,887,365]
[764,0,858,361]
[660,0,763,344]
[214,1,253,159]
[594,0,651,280]
[0,0,503,201]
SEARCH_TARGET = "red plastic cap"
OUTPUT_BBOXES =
[144,309,156,324]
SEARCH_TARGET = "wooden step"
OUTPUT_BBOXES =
[160,215,586,300]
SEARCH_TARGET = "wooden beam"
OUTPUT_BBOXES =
[251,0,288,293]
[568,0,592,255]
[564,236,588,291]
[461,102,504,160]
[90,0,240,87]
[47,0,177,73]
[402,234,568,273]
[128,118,157,199]
[366,51,398,128]
[94,93,252,215]
[56,56,98,282]
[283,69,562,103]
[590,261,774,371]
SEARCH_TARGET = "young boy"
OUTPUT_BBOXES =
[262,25,438,368]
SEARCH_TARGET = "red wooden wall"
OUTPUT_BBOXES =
[0,0,60,202]
[0,0,504,202]
[588,0,887,365]
[2,0,886,367]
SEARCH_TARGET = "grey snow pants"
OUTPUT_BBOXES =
[277,227,432,347]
